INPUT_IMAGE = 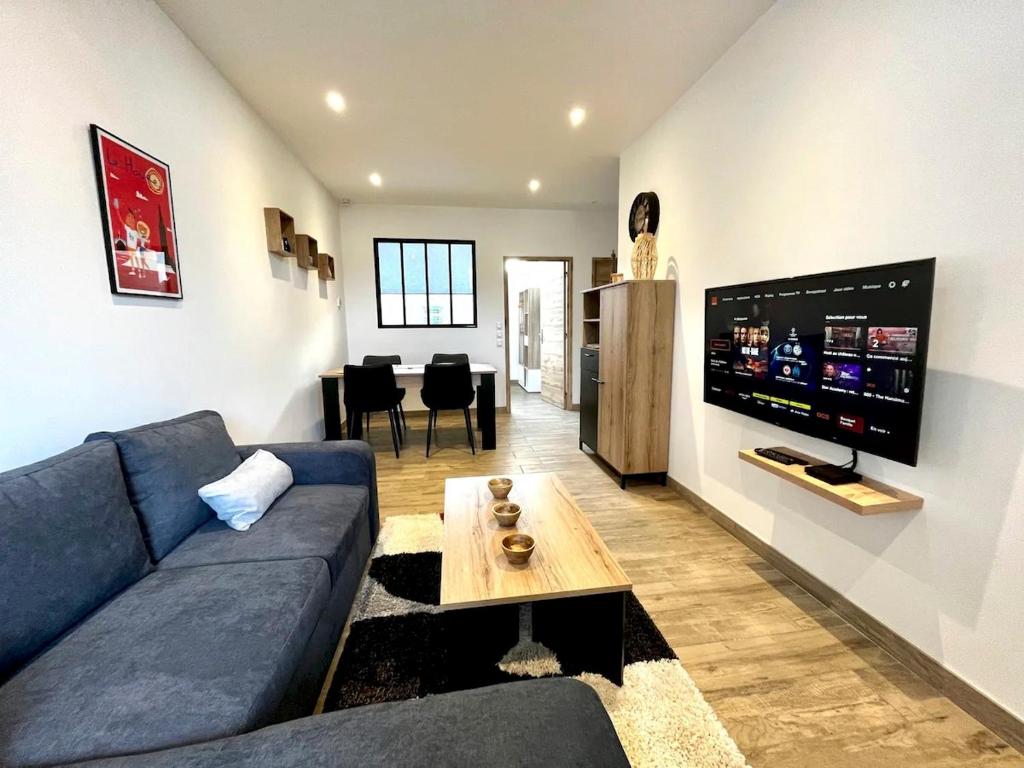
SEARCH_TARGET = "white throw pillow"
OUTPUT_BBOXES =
[198,449,293,531]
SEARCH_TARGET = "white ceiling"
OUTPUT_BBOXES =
[157,0,773,210]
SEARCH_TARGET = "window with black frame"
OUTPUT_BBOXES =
[374,239,477,328]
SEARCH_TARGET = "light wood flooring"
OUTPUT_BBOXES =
[362,388,1022,767]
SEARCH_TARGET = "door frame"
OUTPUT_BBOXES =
[502,256,574,412]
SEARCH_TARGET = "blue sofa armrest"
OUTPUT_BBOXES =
[237,440,379,541]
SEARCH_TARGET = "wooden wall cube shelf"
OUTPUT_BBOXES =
[738,448,923,515]
[318,253,336,281]
[294,234,319,271]
[264,208,295,257]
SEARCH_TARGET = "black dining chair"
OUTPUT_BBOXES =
[362,354,407,435]
[422,362,476,457]
[343,364,404,458]
[431,353,470,365]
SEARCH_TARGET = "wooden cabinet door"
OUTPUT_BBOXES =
[597,285,628,470]
[540,264,566,408]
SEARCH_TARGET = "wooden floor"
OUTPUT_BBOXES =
[365,389,1023,767]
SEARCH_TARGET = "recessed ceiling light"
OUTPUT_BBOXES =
[569,106,586,127]
[528,179,541,193]
[369,172,382,187]
[325,90,346,113]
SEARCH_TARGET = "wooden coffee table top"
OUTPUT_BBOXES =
[440,472,632,609]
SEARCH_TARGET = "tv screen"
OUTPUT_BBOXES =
[704,258,935,466]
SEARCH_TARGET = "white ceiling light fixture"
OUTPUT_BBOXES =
[325,90,346,113]
[369,172,382,187]
[569,106,586,127]
[528,179,541,193]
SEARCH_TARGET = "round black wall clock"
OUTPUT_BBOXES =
[628,191,660,242]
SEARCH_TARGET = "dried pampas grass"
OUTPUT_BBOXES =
[631,232,659,279]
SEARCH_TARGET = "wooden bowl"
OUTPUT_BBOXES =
[501,533,535,565]
[492,502,521,528]
[488,477,513,499]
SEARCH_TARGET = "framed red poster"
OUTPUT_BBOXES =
[90,125,182,299]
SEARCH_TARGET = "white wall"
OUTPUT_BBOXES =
[338,204,616,408]
[618,0,1024,719]
[0,0,347,471]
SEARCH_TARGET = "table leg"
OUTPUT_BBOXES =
[321,378,342,441]
[477,373,496,450]
[532,592,625,686]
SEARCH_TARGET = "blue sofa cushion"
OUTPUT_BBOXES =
[0,558,330,768]
[159,484,369,585]
[67,679,631,768]
[86,411,241,561]
[0,440,150,683]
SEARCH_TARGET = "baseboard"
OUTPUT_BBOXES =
[568,403,580,412]
[665,475,1024,753]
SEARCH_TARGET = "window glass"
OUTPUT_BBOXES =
[427,243,450,292]
[451,244,474,295]
[402,242,426,295]
[378,242,402,294]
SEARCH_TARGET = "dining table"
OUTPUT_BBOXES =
[318,363,498,450]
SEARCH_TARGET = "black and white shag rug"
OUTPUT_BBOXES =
[323,514,750,768]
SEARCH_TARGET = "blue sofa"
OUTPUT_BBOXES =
[0,411,629,767]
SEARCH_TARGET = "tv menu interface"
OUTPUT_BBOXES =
[704,258,935,465]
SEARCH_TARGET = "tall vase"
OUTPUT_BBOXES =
[630,233,659,279]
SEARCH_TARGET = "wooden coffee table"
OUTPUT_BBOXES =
[440,472,632,684]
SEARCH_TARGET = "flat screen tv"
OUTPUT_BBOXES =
[704,258,935,466]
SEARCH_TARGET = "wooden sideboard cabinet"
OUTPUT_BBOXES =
[579,280,676,487]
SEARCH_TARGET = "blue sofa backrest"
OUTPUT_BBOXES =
[86,411,242,561]
[0,440,152,682]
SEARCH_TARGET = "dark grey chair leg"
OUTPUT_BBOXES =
[345,408,352,439]
[463,408,476,455]
[394,408,405,443]
[387,409,400,458]
[399,402,408,431]
[425,409,434,458]
[433,411,440,446]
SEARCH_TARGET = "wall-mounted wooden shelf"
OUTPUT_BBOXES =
[264,208,295,257]
[295,234,319,271]
[739,447,923,515]
[318,253,336,281]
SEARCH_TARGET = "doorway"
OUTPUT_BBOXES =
[503,257,573,412]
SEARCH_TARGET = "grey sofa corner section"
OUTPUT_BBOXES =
[0,440,151,683]
[237,440,380,540]
[0,558,331,768]
[159,484,369,585]
[70,678,631,768]
[86,410,241,560]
